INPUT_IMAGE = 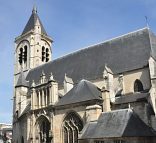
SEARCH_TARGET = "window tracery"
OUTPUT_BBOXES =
[63,112,83,143]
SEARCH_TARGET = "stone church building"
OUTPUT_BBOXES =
[13,7,156,143]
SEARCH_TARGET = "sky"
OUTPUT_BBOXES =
[0,0,156,123]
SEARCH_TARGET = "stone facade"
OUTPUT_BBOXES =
[12,7,156,143]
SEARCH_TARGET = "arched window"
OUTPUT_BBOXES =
[18,46,27,64]
[134,79,144,92]
[63,112,83,143]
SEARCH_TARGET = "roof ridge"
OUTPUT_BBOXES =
[28,27,149,73]
[52,27,149,61]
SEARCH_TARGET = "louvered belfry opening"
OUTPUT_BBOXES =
[18,46,27,65]
[42,46,49,62]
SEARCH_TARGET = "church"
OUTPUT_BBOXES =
[13,7,156,143]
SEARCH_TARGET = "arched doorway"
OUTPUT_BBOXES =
[36,115,51,143]
[63,112,83,143]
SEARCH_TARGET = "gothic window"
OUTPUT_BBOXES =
[38,116,51,143]
[63,112,83,143]
[134,79,144,92]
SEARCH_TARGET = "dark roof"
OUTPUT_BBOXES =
[22,7,47,35]
[26,28,152,86]
[20,102,31,117]
[15,71,29,88]
[79,109,156,139]
[56,79,102,106]
[79,121,97,139]
[114,92,149,104]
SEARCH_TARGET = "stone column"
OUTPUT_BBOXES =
[38,90,41,108]
[47,88,49,105]
[31,88,36,110]
[49,85,53,105]
[37,91,39,108]
[42,89,45,107]
[45,88,47,106]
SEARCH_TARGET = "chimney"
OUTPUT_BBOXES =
[101,86,111,112]
[86,105,102,122]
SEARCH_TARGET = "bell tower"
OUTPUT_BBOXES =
[14,6,52,77]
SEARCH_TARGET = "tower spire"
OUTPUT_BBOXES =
[32,5,37,14]
[22,6,47,35]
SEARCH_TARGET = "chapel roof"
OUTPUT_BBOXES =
[56,79,102,106]
[79,109,156,139]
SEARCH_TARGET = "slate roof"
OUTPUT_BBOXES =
[56,79,102,106]
[20,102,31,117]
[15,71,29,88]
[22,7,47,35]
[79,109,156,139]
[114,92,149,104]
[26,28,154,87]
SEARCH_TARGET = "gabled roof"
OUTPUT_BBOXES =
[56,79,102,106]
[26,28,153,87]
[15,71,29,88]
[22,7,47,35]
[79,109,156,140]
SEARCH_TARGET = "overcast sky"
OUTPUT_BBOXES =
[0,0,156,123]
